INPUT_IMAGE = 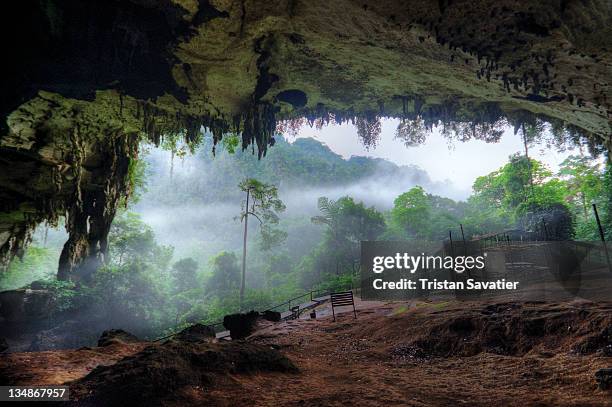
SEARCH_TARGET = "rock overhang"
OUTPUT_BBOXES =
[0,0,611,277]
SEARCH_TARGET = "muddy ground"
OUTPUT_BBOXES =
[1,299,610,406]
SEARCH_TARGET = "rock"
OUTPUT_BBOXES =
[223,311,260,340]
[174,324,216,343]
[29,320,97,351]
[262,310,281,322]
[98,329,140,347]
[595,368,612,390]
[1,0,611,281]
[0,338,8,353]
[29,280,46,290]
[0,288,54,323]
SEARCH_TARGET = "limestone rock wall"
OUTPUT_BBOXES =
[1,0,610,278]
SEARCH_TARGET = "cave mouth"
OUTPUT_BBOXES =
[1,2,612,404]
[1,0,610,283]
[0,104,608,283]
[1,114,610,358]
[0,113,606,289]
[0,88,608,286]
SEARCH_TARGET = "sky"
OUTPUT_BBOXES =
[295,118,575,200]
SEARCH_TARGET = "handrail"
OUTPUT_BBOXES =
[262,291,313,312]
[153,286,348,342]
[261,289,333,313]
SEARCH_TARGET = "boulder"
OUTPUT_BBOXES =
[0,288,54,323]
[262,310,281,322]
[29,280,46,290]
[0,337,8,353]
[98,329,140,347]
[29,320,97,351]
[223,311,260,340]
[174,324,216,343]
[595,368,612,390]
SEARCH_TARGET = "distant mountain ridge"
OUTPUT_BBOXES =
[144,135,444,205]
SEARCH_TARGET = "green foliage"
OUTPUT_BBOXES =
[222,133,240,154]
[0,247,57,290]
[35,279,78,314]
[109,211,173,270]
[468,153,573,236]
[390,186,431,239]
[4,133,608,343]
[312,197,385,243]
[558,155,606,239]
[238,178,287,250]
[388,186,466,240]
[302,196,385,289]
[172,258,199,293]
[206,251,240,296]
[126,157,147,204]
[146,135,430,207]
[71,213,179,335]
[87,261,166,334]
[472,154,553,212]
[602,161,612,241]
[263,253,293,288]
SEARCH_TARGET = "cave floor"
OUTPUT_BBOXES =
[1,299,611,406]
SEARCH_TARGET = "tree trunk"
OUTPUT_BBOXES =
[581,192,589,221]
[240,188,250,311]
[522,125,535,200]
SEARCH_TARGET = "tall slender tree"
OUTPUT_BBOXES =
[237,178,285,310]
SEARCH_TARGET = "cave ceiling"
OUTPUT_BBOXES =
[0,0,611,278]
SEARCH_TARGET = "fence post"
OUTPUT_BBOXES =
[460,224,467,255]
[592,203,612,273]
[449,230,455,257]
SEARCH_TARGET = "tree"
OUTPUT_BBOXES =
[108,212,173,271]
[471,154,565,214]
[171,258,199,293]
[89,261,166,335]
[387,187,468,240]
[599,160,612,241]
[312,197,385,242]
[264,253,293,288]
[468,154,573,237]
[237,178,286,310]
[206,251,240,296]
[390,186,431,239]
[311,196,385,277]
[518,203,574,241]
[84,211,175,335]
[558,155,603,222]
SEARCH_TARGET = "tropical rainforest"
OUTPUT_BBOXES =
[0,1,611,405]
[2,127,610,343]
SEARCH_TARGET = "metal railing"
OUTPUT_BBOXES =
[153,288,340,342]
[262,288,332,313]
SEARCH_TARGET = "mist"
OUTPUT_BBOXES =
[135,138,465,264]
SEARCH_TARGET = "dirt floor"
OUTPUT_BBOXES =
[1,299,611,406]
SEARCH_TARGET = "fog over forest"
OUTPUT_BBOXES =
[137,135,462,262]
